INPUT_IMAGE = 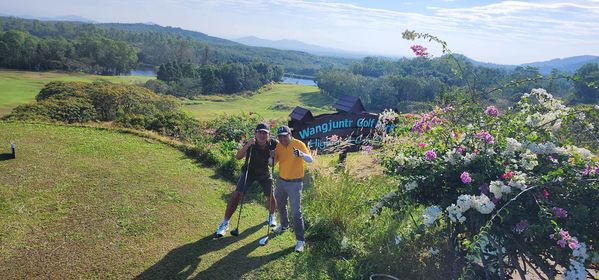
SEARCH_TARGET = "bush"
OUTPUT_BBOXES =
[376,89,598,279]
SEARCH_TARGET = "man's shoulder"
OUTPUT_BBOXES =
[292,139,307,149]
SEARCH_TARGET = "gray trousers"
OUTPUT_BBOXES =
[275,178,304,241]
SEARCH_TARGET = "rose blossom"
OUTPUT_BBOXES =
[460,172,472,184]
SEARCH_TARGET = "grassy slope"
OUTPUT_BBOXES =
[0,69,152,116]
[0,122,305,279]
[183,84,334,121]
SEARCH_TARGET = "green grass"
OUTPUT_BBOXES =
[0,122,302,279]
[183,83,335,121]
[0,69,152,116]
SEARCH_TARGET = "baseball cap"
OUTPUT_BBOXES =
[277,125,291,136]
[255,123,270,132]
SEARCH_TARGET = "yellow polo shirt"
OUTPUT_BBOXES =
[275,138,309,180]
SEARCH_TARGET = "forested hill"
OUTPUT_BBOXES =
[0,16,354,75]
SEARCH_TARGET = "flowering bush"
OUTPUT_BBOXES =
[375,88,598,279]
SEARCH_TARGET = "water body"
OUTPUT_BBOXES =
[281,77,317,86]
[129,67,157,77]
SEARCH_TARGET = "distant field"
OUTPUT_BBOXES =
[183,83,335,121]
[0,69,152,116]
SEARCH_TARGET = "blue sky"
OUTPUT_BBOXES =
[2,0,599,64]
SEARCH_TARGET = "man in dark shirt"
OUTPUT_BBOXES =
[215,123,278,237]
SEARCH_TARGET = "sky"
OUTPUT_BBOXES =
[2,0,599,64]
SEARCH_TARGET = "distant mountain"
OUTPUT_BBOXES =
[97,23,242,47]
[522,55,599,74]
[0,13,95,23]
[234,36,367,59]
[457,54,599,74]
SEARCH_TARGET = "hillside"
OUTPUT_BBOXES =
[0,69,152,117]
[0,122,303,279]
[234,36,367,59]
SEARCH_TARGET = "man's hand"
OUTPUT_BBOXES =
[293,147,303,157]
[247,138,256,146]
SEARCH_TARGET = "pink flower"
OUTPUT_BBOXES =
[559,229,571,240]
[549,233,555,240]
[419,142,427,148]
[500,171,514,180]
[475,130,495,145]
[425,150,437,160]
[364,145,373,153]
[456,146,466,154]
[595,165,599,174]
[583,164,591,176]
[460,171,472,184]
[569,238,579,250]
[552,207,568,218]
[410,45,429,57]
[485,106,499,117]
[329,135,339,142]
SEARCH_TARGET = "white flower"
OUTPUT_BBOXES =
[404,181,418,191]
[519,150,538,171]
[588,123,594,130]
[395,235,402,245]
[503,138,523,157]
[422,205,442,225]
[490,181,511,200]
[447,195,474,223]
[463,152,477,164]
[394,153,407,166]
[447,204,467,223]
[508,172,527,190]
[341,236,350,249]
[471,195,495,214]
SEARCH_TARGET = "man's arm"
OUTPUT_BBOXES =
[236,138,255,160]
[293,144,313,163]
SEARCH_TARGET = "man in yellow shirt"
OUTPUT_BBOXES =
[272,125,312,252]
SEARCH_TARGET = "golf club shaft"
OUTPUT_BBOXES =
[234,145,253,234]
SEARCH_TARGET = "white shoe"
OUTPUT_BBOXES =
[268,214,277,227]
[215,221,228,237]
[295,240,305,252]
[272,225,287,234]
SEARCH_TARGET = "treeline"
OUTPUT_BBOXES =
[148,61,283,97]
[0,29,137,74]
[316,56,598,111]
[0,17,352,76]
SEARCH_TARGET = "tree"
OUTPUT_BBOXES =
[574,63,599,104]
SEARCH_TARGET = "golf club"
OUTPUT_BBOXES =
[259,142,276,246]
[230,145,253,237]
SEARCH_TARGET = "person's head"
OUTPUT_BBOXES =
[277,125,292,145]
[254,123,270,144]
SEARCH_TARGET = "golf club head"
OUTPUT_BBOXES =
[214,233,223,238]
[230,228,239,236]
[259,236,269,246]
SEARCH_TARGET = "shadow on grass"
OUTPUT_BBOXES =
[135,223,292,280]
[0,153,14,161]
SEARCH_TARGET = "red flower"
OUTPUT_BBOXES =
[500,171,514,180]
[542,190,549,199]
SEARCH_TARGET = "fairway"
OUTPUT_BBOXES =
[0,69,153,116]
[183,83,335,121]
[0,122,300,279]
